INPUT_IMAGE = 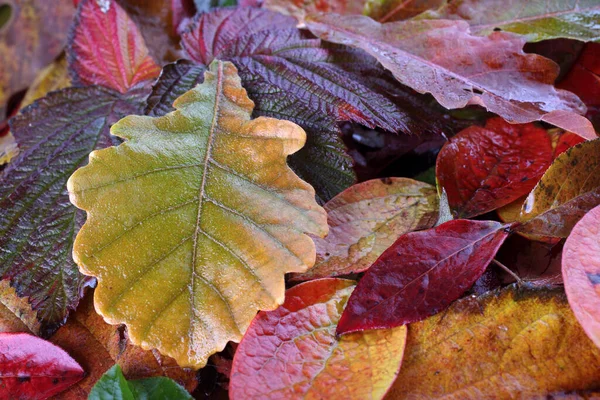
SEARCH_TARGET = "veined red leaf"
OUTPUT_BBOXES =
[0,332,84,399]
[68,0,161,93]
[0,0,160,332]
[229,278,407,400]
[337,219,510,335]
[436,117,553,218]
[563,204,600,349]
[305,14,596,139]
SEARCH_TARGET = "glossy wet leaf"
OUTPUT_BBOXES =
[337,219,510,335]
[516,139,600,242]
[0,0,161,333]
[0,332,85,399]
[0,0,74,118]
[365,0,444,22]
[292,178,438,281]
[0,280,41,335]
[436,117,553,218]
[49,296,197,399]
[69,0,161,93]
[305,14,595,139]
[229,278,407,400]
[563,204,600,349]
[387,285,600,398]
[421,0,600,42]
[68,61,328,369]
[89,364,193,400]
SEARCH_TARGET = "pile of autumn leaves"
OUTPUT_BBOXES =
[1,0,600,398]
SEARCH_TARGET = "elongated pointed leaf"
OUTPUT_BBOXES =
[516,138,600,242]
[437,117,554,218]
[563,204,600,349]
[292,178,438,281]
[422,0,600,42]
[68,61,328,369]
[229,278,407,400]
[305,14,595,139]
[337,219,510,335]
[0,332,85,399]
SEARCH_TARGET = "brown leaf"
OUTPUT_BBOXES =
[0,280,40,335]
[365,0,444,22]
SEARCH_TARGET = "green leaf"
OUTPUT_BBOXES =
[68,61,328,369]
[89,365,193,400]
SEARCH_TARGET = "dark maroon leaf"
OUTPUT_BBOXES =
[436,117,554,218]
[337,219,510,335]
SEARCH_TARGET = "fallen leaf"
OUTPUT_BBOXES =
[563,204,600,349]
[365,0,444,22]
[0,332,85,399]
[20,53,71,108]
[68,60,328,369]
[0,131,18,165]
[0,0,160,333]
[387,285,600,398]
[436,117,553,218]
[89,364,193,400]
[0,0,74,118]
[49,295,197,399]
[337,219,510,335]
[291,178,438,281]
[516,138,600,242]
[421,0,600,42]
[0,280,41,334]
[229,278,407,400]
[261,0,366,22]
[305,14,596,139]
[69,0,161,93]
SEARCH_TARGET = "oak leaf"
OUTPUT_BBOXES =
[68,60,328,369]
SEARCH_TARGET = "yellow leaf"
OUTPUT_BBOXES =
[20,52,71,109]
[0,279,40,334]
[387,285,600,399]
[68,60,328,369]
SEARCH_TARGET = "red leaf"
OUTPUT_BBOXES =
[563,204,600,349]
[436,117,553,218]
[337,220,510,335]
[68,0,161,93]
[0,333,84,399]
[555,131,585,157]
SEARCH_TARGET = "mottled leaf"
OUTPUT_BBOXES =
[89,364,193,400]
[563,204,600,349]
[306,14,596,139]
[0,0,74,118]
[421,0,600,42]
[365,0,444,22]
[516,139,600,242]
[436,117,554,218]
[0,280,41,335]
[0,131,17,165]
[337,219,510,335]
[68,0,161,93]
[387,285,600,398]
[292,178,438,281]
[230,278,407,400]
[68,61,328,368]
[0,332,84,399]
[49,295,197,399]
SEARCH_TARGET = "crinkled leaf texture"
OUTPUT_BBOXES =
[179,7,448,202]
[230,278,407,400]
[306,14,596,139]
[292,178,438,281]
[436,117,553,218]
[49,296,197,399]
[337,219,510,335]
[89,365,193,400]
[388,285,600,398]
[68,61,328,369]
[0,332,85,400]
[517,138,600,242]
[563,204,600,349]
[0,0,160,333]
[422,0,600,42]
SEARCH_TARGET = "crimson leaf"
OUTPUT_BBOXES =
[337,219,510,335]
